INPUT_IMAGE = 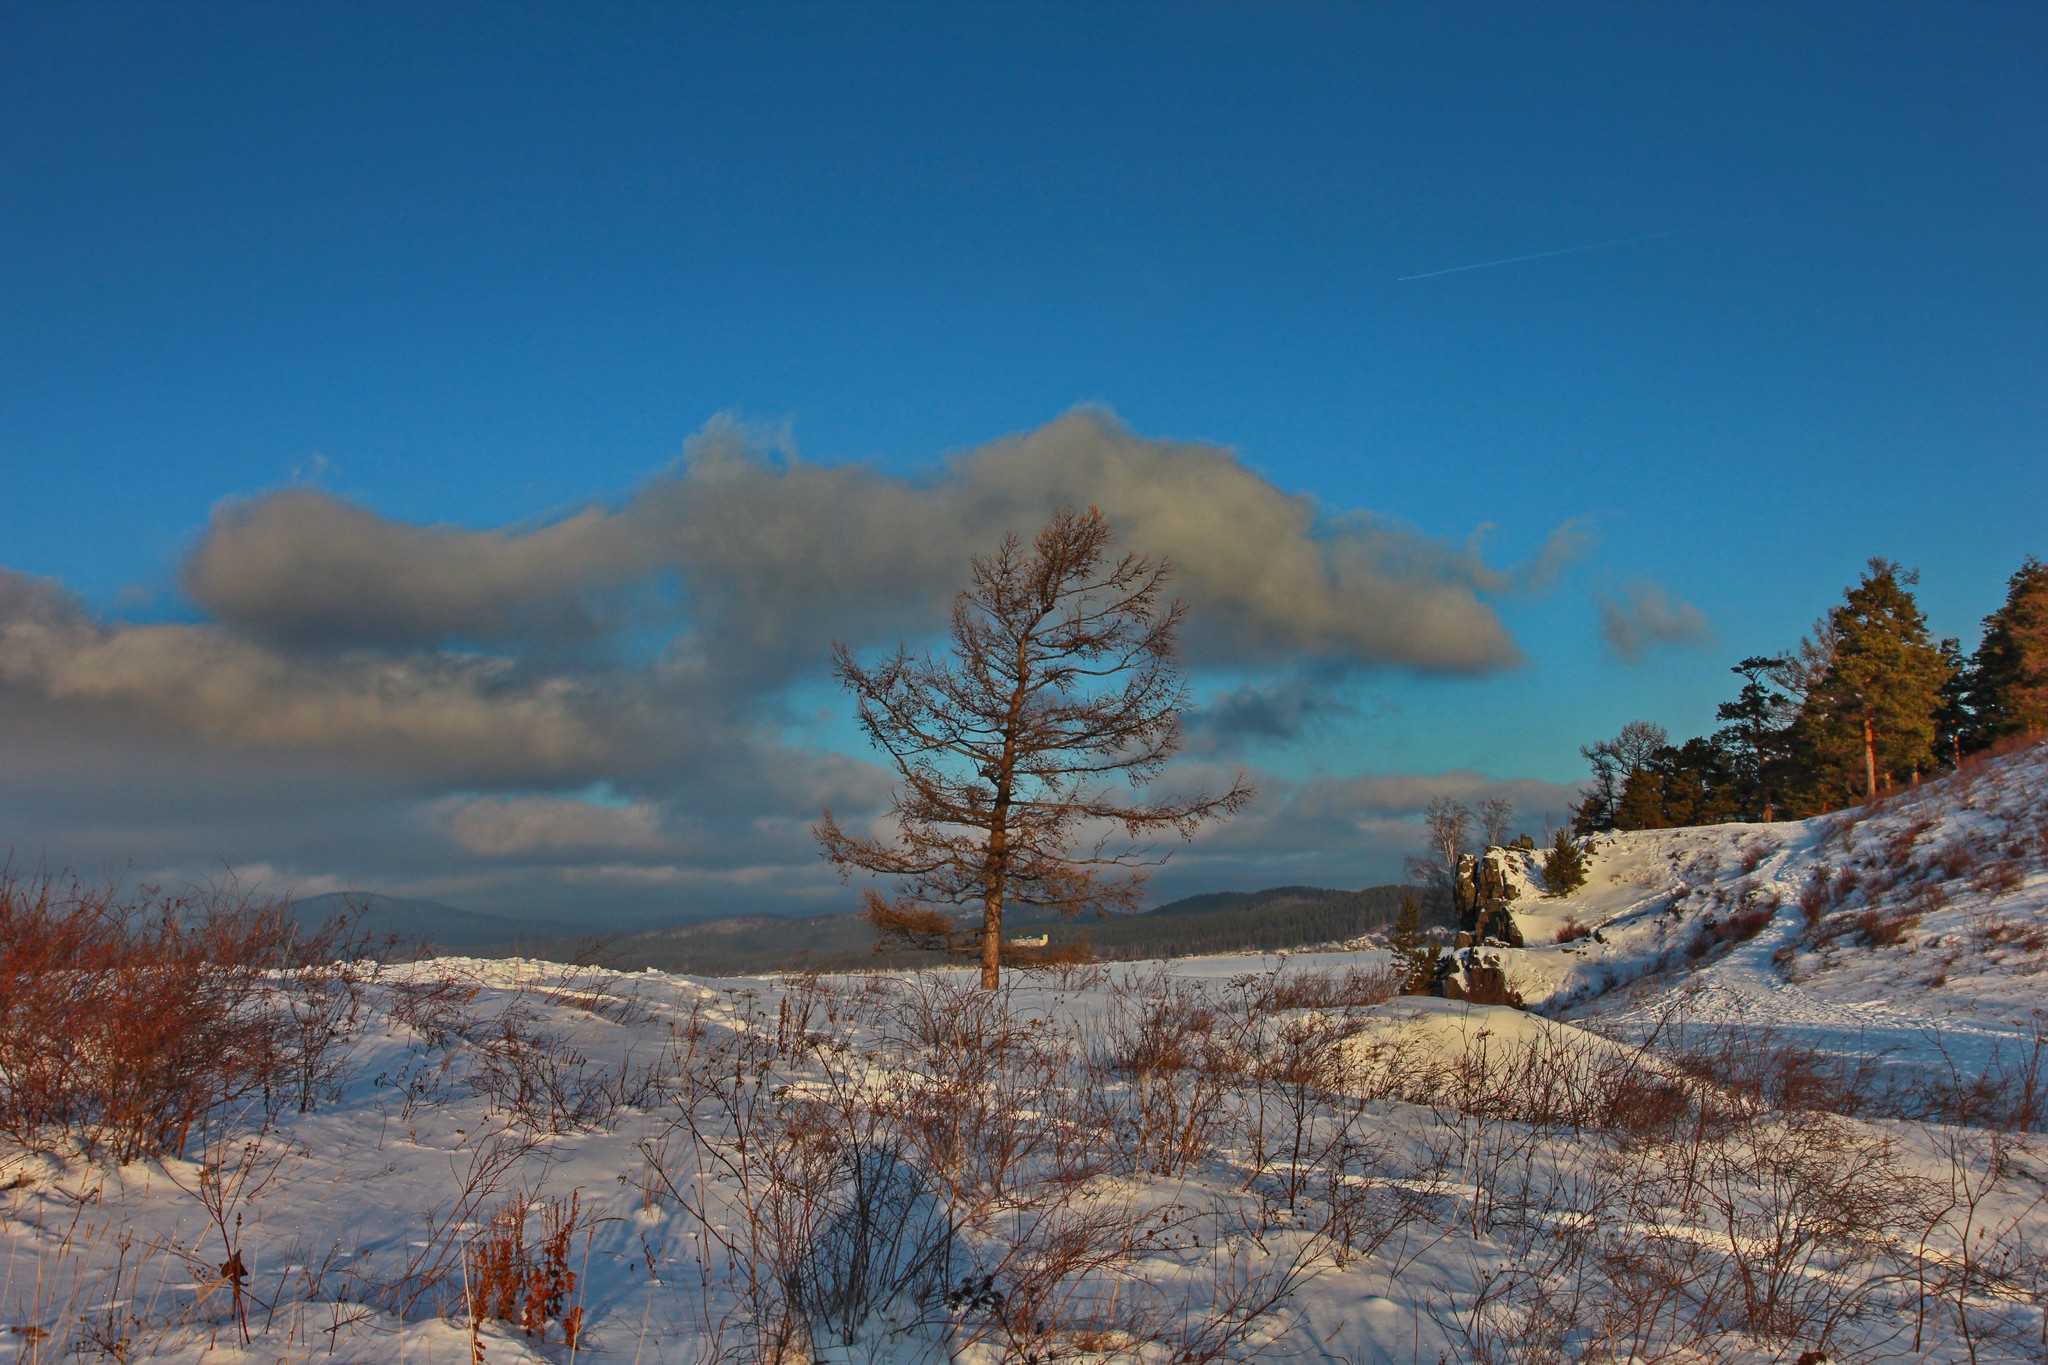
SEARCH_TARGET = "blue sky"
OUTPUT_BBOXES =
[2,4,2042,920]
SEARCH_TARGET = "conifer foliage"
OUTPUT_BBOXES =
[1571,552,2045,833]
[815,507,1254,988]
[1543,825,1588,897]
[1964,556,2048,745]
[1787,558,1949,804]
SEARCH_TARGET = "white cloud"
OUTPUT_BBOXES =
[438,794,668,856]
[1598,581,1712,662]
[0,412,1594,920]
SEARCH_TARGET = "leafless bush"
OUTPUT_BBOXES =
[1698,1110,1914,1347]
[1916,1018,2048,1133]
[641,972,1364,1364]
[0,872,308,1161]
[1088,972,1240,1178]
[270,913,390,1117]
[1908,1127,2048,1363]
[1796,864,1839,931]
[1554,917,1591,944]
[1260,963,1402,1011]
[372,1121,543,1317]
[1969,855,2027,896]
[1735,836,1780,875]
[873,975,1097,1211]
[1854,906,1921,948]
[1441,1105,1930,1365]
[1348,1017,1692,1145]
[465,1004,656,1133]
[383,971,483,1047]
[1689,892,1779,960]
[1928,837,1981,882]
[1882,816,1938,871]
[1974,913,2048,955]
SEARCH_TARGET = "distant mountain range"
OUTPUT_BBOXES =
[494,883,1454,976]
[291,893,588,953]
[1039,883,1451,960]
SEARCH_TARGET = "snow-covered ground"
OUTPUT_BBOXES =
[4,742,2047,1364]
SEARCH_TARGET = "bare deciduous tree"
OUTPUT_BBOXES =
[1405,796,1473,891]
[815,506,1254,989]
[1477,796,1515,848]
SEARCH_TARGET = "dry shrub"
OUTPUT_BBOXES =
[1797,865,1836,929]
[648,976,1350,1364]
[1350,1018,1689,1138]
[1554,918,1591,945]
[465,1005,655,1133]
[1855,906,1921,949]
[1918,1035,2048,1133]
[1973,915,2048,955]
[1699,1111,1913,1346]
[385,972,483,1047]
[463,1191,586,1347]
[1735,836,1780,875]
[1261,964,1401,1011]
[1928,838,1981,882]
[1672,1029,1894,1120]
[1962,731,2048,775]
[0,872,350,1161]
[1969,855,2027,896]
[876,976,1089,1206]
[1688,893,1779,961]
[1907,881,1951,917]
[1883,816,1938,871]
[1090,973,1239,1177]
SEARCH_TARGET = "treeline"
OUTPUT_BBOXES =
[1576,556,2048,832]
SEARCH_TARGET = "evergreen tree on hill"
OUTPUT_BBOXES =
[1713,655,1794,820]
[1571,720,1668,833]
[1389,893,1438,994]
[1965,556,2048,745]
[1784,559,1950,809]
[1933,636,1972,768]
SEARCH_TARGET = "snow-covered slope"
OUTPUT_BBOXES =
[2,741,2045,1364]
[1474,740,2048,1082]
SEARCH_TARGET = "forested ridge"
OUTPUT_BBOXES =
[1574,555,2048,833]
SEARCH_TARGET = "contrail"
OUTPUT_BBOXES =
[1397,228,1693,282]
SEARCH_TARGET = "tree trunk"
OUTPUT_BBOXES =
[1862,709,1878,801]
[981,815,1008,990]
[980,896,1001,989]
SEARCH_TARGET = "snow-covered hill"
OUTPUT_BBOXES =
[1478,739,2048,1088]
[2,741,2045,1364]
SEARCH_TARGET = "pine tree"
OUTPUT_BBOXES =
[1712,655,1793,819]
[1933,637,1971,767]
[1965,556,2048,744]
[1786,559,1950,807]
[1543,825,1587,897]
[1571,721,1668,833]
[1389,893,1436,993]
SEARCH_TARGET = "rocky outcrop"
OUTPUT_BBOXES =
[1453,847,1524,948]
